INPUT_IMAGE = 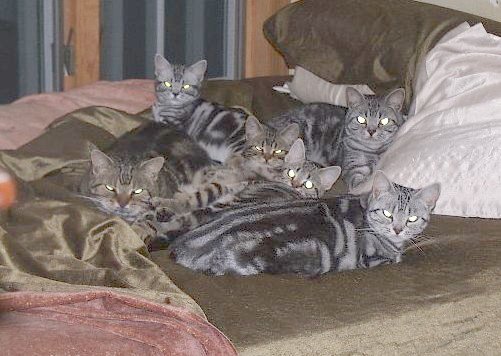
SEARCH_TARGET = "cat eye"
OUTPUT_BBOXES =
[254,146,263,151]
[379,117,390,126]
[104,185,115,192]
[287,169,296,178]
[357,116,367,124]
[164,81,172,88]
[408,215,419,222]
[304,180,314,189]
[274,149,284,154]
[382,209,393,218]
[183,84,190,89]
[133,188,144,195]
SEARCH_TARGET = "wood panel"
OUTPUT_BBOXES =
[244,0,290,78]
[63,0,100,90]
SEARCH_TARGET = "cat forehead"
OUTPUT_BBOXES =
[371,185,429,211]
[350,96,396,116]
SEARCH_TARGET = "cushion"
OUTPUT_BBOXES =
[353,23,501,219]
[264,0,501,108]
[285,66,374,106]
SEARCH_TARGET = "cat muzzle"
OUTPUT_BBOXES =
[116,194,131,208]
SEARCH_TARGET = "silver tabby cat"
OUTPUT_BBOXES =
[79,122,212,222]
[268,87,406,192]
[152,54,247,164]
[167,171,440,276]
[136,138,342,246]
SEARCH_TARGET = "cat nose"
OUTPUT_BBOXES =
[116,194,130,208]
[393,227,403,235]
[291,180,302,188]
[263,154,272,161]
[368,129,376,136]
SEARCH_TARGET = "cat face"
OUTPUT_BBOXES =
[345,87,405,150]
[86,149,165,221]
[280,139,341,198]
[243,116,299,168]
[365,171,440,248]
[154,54,206,108]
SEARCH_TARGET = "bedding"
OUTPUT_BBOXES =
[0,290,237,355]
[354,23,501,218]
[264,0,501,105]
[0,76,500,354]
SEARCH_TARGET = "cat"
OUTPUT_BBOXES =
[169,116,300,211]
[79,121,212,222]
[167,171,440,276]
[152,54,248,164]
[268,87,406,191]
[137,138,342,247]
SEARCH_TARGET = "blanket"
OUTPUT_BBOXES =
[0,290,236,355]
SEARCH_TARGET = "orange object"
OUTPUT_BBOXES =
[0,170,16,209]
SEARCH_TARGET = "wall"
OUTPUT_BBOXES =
[414,0,501,22]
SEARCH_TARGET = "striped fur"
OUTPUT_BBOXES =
[268,87,406,192]
[79,121,212,221]
[152,54,247,164]
[166,172,440,276]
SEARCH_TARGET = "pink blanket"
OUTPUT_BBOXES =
[0,290,237,355]
[0,80,155,150]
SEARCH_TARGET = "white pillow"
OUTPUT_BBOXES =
[274,66,374,106]
[353,23,501,219]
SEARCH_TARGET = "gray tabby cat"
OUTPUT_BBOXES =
[137,138,342,246]
[170,116,300,211]
[167,171,440,276]
[268,87,406,191]
[79,121,212,222]
[152,54,247,164]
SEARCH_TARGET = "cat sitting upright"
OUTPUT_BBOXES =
[152,54,249,164]
[268,87,406,192]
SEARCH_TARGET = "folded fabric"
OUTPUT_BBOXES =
[0,291,237,355]
[354,23,501,218]
[273,66,374,106]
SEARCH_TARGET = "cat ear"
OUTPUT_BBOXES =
[154,54,173,78]
[415,183,441,211]
[371,170,395,199]
[346,87,365,108]
[245,116,264,141]
[278,123,300,146]
[140,156,165,180]
[90,149,114,175]
[317,166,341,191]
[385,88,405,113]
[186,59,207,82]
[285,139,306,164]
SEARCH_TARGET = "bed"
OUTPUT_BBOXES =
[1,0,501,355]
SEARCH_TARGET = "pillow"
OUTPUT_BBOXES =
[264,0,501,110]
[353,23,501,219]
[279,66,374,107]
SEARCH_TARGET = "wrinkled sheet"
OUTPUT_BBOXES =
[0,80,154,150]
[355,23,501,218]
[0,290,236,356]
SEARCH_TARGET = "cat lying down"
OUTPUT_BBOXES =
[167,171,440,277]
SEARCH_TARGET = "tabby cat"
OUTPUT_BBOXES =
[268,87,406,191]
[138,138,342,247]
[152,54,247,164]
[167,171,440,276]
[79,121,212,221]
